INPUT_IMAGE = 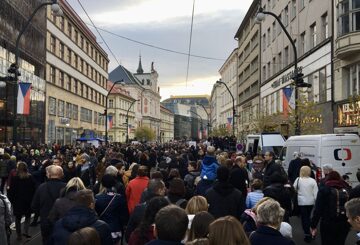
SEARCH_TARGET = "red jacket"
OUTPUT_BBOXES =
[126,176,149,214]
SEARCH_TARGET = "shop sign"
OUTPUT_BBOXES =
[271,67,303,89]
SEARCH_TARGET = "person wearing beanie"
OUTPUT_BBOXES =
[205,166,245,220]
[95,174,129,244]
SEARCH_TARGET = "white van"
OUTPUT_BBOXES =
[279,134,360,184]
[246,133,286,157]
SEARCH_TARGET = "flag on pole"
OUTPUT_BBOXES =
[226,117,233,130]
[282,87,293,117]
[17,82,31,115]
[107,115,113,129]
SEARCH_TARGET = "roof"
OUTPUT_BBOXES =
[219,48,238,73]
[169,95,210,99]
[106,81,136,101]
[109,65,143,87]
[160,105,174,114]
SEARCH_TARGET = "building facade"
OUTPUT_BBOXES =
[45,0,109,145]
[107,82,136,142]
[160,105,174,142]
[210,84,221,129]
[333,0,360,134]
[218,49,238,135]
[234,0,261,140]
[109,57,161,140]
[259,0,333,135]
[0,0,47,144]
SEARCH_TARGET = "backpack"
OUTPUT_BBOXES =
[329,187,349,219]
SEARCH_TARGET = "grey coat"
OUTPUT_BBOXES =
[0,194,12,245]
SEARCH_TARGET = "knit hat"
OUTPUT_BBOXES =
[217,166,230,182]
[101,174,116,189]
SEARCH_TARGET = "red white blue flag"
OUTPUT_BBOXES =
[226,117,233,130]
[282,87,294,117]
[107,115,113,129]
[17,82,31,115]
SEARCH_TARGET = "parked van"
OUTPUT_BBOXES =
[246,133,286,157]
[279,134,360,184]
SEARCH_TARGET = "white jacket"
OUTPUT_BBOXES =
[293,177,318,206]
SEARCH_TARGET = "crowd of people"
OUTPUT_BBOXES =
[0,141,359,245]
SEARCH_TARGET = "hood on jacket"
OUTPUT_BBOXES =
[61,206,97,232]
[213,182,235,196]
[202,155,218,166]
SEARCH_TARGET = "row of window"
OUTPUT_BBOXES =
[108,99,135,111]
[338,0,360,36]
[239,56,259,84]
[238,81,259,104]
[48,34,107,89]
[48,96,105,125]
[50,13,108,71]
[261,12,328,81]
[48,65,106,106]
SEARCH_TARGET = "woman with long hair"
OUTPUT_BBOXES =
[8,161,36,241]
[208,216,250,245]
[187,211,214,242]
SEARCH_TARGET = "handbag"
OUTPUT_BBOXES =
[292,178,301,216]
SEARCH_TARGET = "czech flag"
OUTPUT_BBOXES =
[282,87,294,117]
[107,115,113,129]
[17,82,31,115]
[226,117,233,130]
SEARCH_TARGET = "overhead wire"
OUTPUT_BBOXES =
[76,0,121,66]
[186,0,196,87]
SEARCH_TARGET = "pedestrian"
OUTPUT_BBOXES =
[184,161,200,199]
[48,177,86,224]
[229,156,249,199]
[293,166,318,243]
[345,198,360,244]
[310,170,351,245]
[319,164,333,187]
[31,165,66,244]
[126,165,149,214]
[0,153,9,193]
[208,215,250,245]
[196,146,219,196]
[249,198,295,245]
[251,156,265,180]
[185,195,209,229]
[77,153,96,188]
[246,178,264,209]
[187,211,214,242]
[287,152,302,184]
[68,227,101,245]
[263,151,285,187]
[0,193,12,245]
[7,161,36,241]
[95,174,129,244]
[146,205,189,245]
[205,166,245,220]
[128,196,169,245]
[49,189,113,245]
[166,178,187,208]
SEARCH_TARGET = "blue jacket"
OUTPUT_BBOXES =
[49,206,112,245]
[95,192,129,232]
[200,155,219,181]
[250,225,295,245]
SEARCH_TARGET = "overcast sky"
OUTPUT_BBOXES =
[67,0,253,100]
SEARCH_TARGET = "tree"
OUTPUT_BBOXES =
[210,126,230,137]
[135,126,156,142]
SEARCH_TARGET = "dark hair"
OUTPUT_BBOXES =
[188,161,198,171]
[327,170,341,181]
[251,179,263,190]
[151,171,164,180]
[188,211,215,241]
[147,179,166,199]
[300,158,311,167]
[155,205,189,242]
[216,166,230,182]
[68,227,101,245]
[168,178,186,197]
[169,168,181,179]
[75,189,94,208]
[16,161,30,179]
[101,174,116,189]
[266,151,275,158]
[136,197,170,243]
[137,166,148,177]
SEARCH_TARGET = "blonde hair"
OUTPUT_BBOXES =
[300,166,311,178]
[208,216,250,245]
[65,177,86,193]
[186,196,208,215]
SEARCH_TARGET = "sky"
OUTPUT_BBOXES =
[67,0,253,100]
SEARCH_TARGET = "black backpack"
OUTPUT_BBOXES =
[329,187,349,219]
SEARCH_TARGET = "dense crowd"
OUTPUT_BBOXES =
[0,141,360,245]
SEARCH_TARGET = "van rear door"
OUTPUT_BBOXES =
[261,134,285,157]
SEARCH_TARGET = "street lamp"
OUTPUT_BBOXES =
[2,0,63,145]
[126,99,140,143]
[197,103,211,136]
[105,79,125,145]
[255,7,311,135]
[215,80,236,136]
[190,110,204,140]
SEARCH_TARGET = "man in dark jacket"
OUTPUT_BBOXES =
[31,165,66,244]
[205,166,245,220]
[229,156,249,199]
[49,189,112,245]
[263,151,284,187]
[287,152,302,184]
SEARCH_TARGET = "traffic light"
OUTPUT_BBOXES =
[293,72,312,88]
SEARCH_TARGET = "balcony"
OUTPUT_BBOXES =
[335,32,360,59]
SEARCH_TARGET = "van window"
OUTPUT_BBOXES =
[263,146,283,158]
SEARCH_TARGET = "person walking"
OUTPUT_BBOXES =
[7,161,36,241]
[263,151,284,188]
[293,166,318,243]
[126,166,149,214]
[287,152,302,184]
[32,165,66,244]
